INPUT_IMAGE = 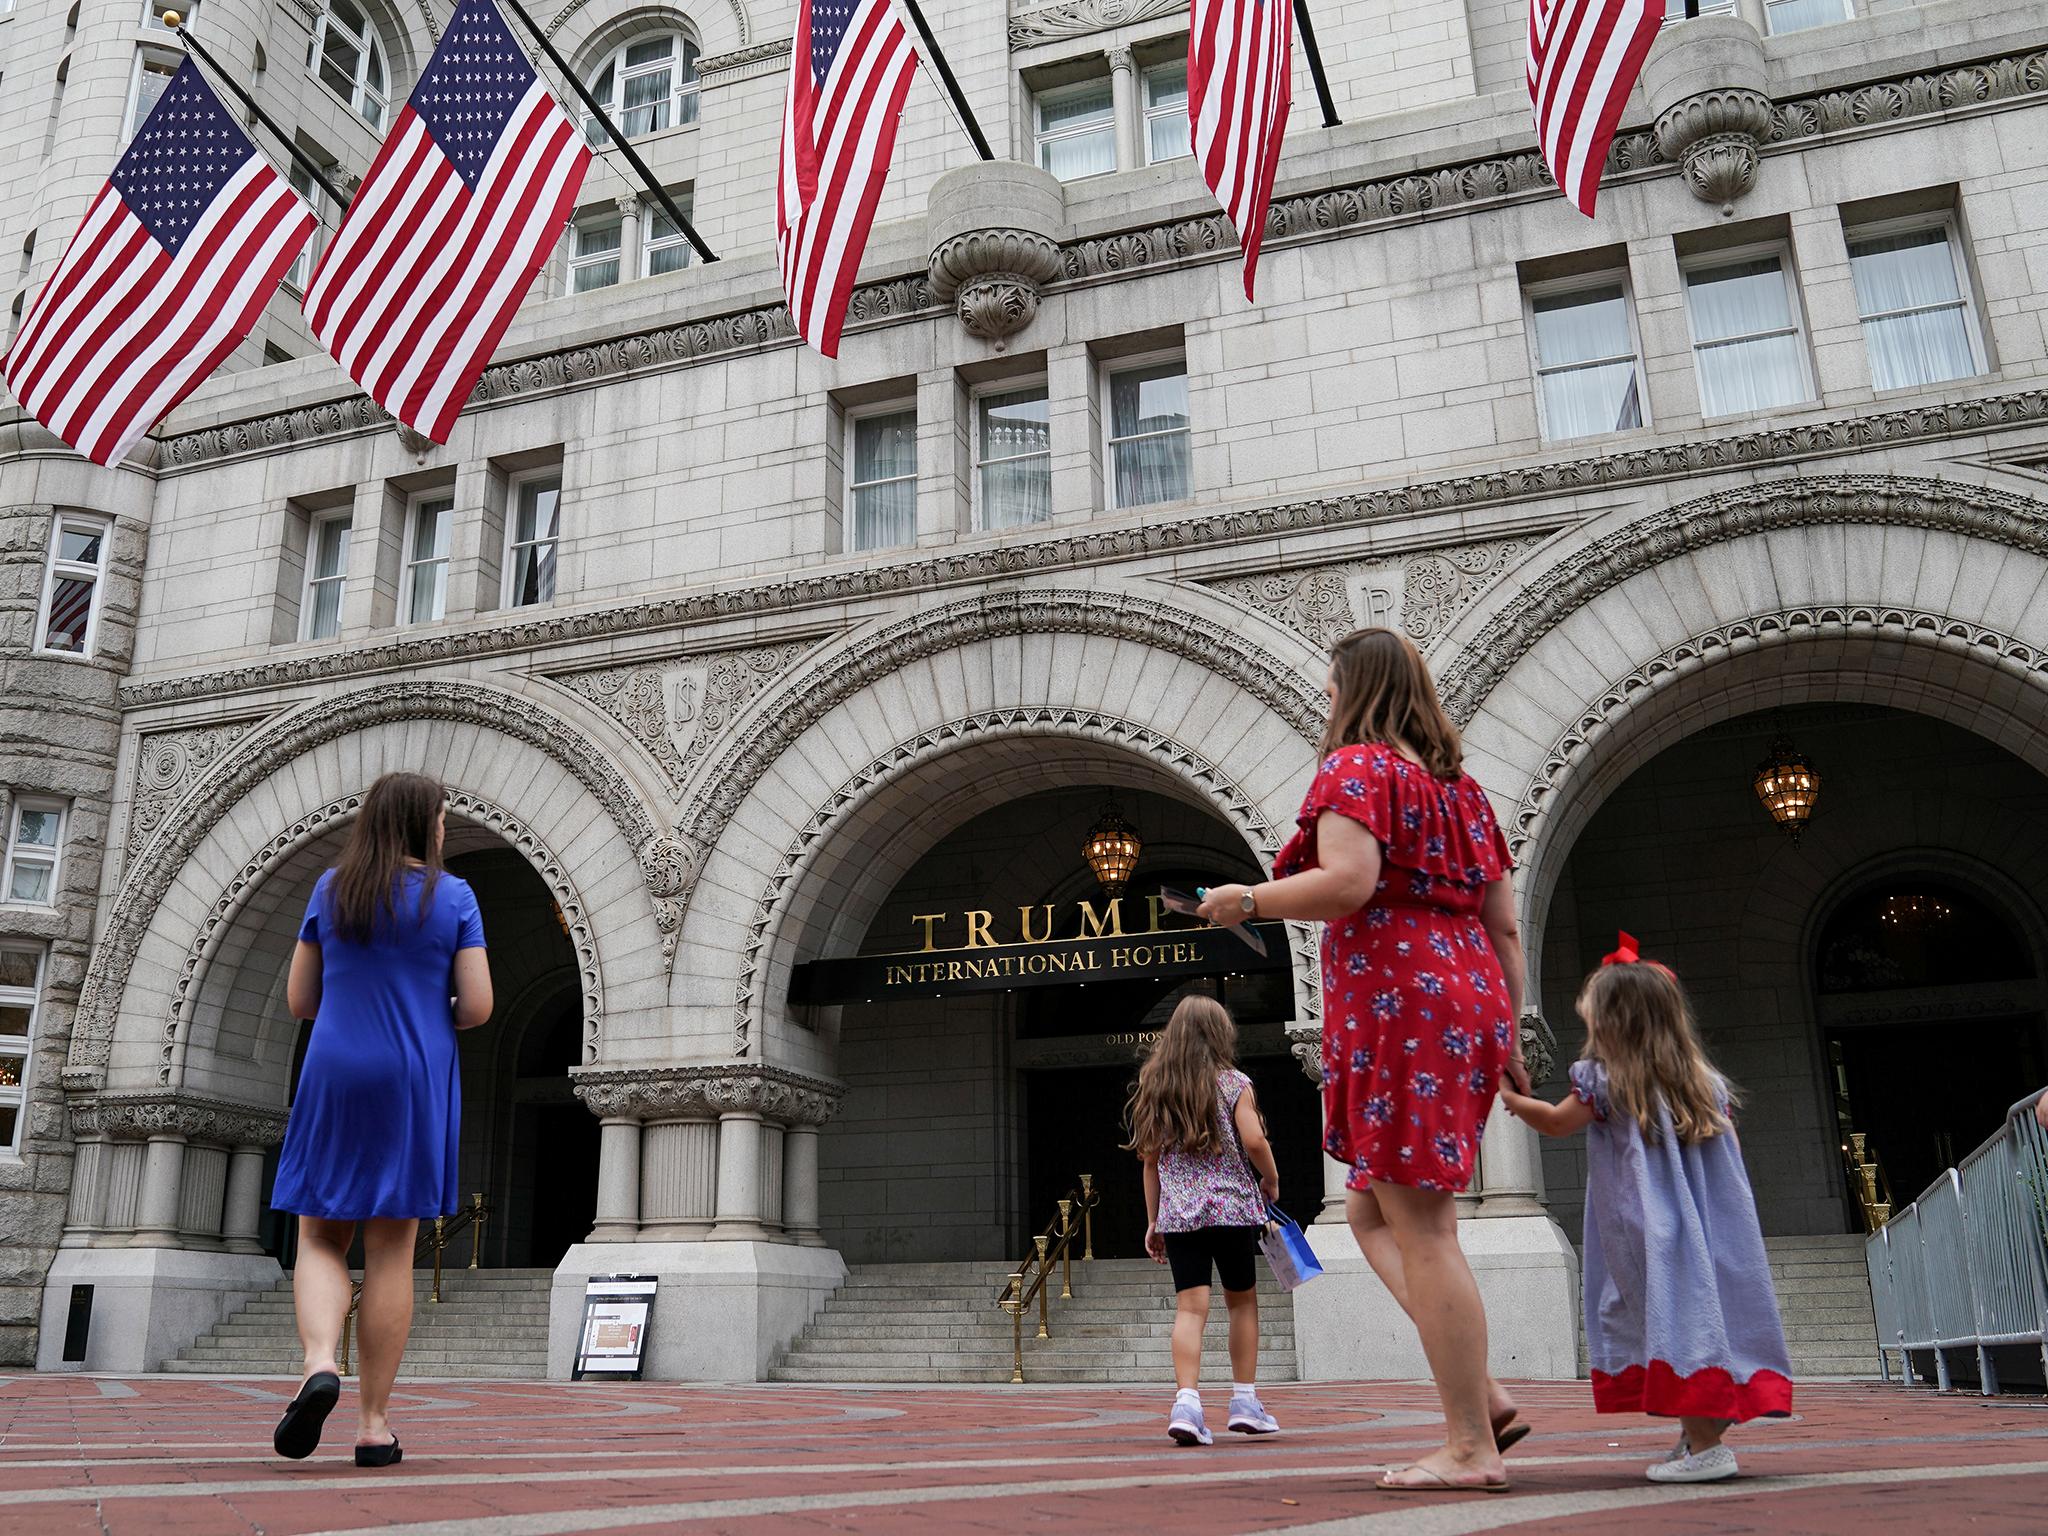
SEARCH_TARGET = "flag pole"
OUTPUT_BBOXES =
[170,18,348,207]
[896,0,994,161]
[494,0,719,263]
[1293,1,1342,128]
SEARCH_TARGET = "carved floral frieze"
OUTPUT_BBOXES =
[69,1090,288,1148]
[125,718,265,871]
[1008,0,1183,49]
[570,1063,845,1126]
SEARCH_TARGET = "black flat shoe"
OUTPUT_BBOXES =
[355,1437,402,1468]
[273,1371,340,1460]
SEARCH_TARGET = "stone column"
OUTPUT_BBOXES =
[1107,46,1140,173]
[59,1133,111,1248]
[589,1117,643,1242]
[782,1126,824,1247]
[1289,1028,1348,1225]
[639,1119,718,1240]
[710,1110,767,1240]
[130,1133,187,1248]
[614,193,642,282]
[1476,1009,1556,1218]
[221,1146,267,1254]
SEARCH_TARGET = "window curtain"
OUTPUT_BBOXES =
[979,392,1052,529]
[1850,229,1975,391]
[1687,257,1809,416]
[852,411,916,550]
[1532,287,1642,440]
[1109,365,1191,505]
[1038,83,1115,180]
[1763,0,1848,36]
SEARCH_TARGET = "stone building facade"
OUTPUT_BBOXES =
[3,0,2048,1377]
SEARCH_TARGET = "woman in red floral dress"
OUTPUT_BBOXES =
[1198,627,1531,1494]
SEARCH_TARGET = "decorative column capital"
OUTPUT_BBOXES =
[68,1090,288,1149]
[572,1063,846,1127]
[1285,1024,1323,1085]
[1105,44,1135,74]
[1642,16,1771,215]
[1518,1010,1559,1087]
[925,161,1067,350]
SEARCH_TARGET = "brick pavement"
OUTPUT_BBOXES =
[0,1375,2042,1535]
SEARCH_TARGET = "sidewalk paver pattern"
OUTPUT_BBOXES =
[1,1375,2042,1534]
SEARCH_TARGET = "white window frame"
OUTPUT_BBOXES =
[1661,0,1738,24]
[971,377,1053,533]
[1101,349,1193,511]
[1679,239,1817,420]
[1843,211,1987,392]
[35,511,110,659]
[1141,58,1190,166]
[1522,270,1652,443]
[584,31,700,146]
[640,194,692,278]
[143,0,193,33]
[124,46,179,142]
[282,158,324,295]
[308,0,389,129]
[401,489,453,625]
[844,400,918,553]
[2,798,65,909]
[503,470,563,609]
[300,511,351,642]
[1033,76,1117,183]
[566,208,623,294]
[0,944,43,1158]
[1762,0,1852,36]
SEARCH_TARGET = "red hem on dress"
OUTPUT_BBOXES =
[1590,1362,1793,1421]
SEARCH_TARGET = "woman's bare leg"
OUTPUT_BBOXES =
[292,1216,355,1384]
[353,1218,419,1447]
[1346,1186,1517,1432]
[1371,1181,1507,1488]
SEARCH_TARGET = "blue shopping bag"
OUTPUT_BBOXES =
[1258,1202,1323,1292]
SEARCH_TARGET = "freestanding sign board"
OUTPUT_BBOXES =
[573,1274,657,1380]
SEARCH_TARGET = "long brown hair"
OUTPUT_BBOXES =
[1319,627,1464,778]
[1577,961,1735,1145]
[1124,994,1240,1160]
[328,772,446,943]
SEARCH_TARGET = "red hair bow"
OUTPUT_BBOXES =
[1601,931,1640,967]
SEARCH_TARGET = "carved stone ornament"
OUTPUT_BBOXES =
[1286,1024,1322,1084]
[69,1090,288,1148]
[1517,1010,1559,1086]
[570,1063,846,1127]
[393,419,436,463]
[1642,17,1771,215]
[1008,0,1183,49]
[125,717,265,870]
[926,162,1065,349]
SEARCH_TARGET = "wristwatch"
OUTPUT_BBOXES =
[1240,888,1259,919]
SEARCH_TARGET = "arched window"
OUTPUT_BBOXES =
[308,0,389,130]
[584,31,698,145]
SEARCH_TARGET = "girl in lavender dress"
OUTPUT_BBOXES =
[1501,934,1793,1484]
[1127,995,1283,1446]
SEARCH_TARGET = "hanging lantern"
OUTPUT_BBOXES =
[1753,737,1820,843]
[1082,800,1142,897]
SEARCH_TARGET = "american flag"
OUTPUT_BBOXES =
[777,0,919,357]
[304,0,588,443]
[1,61,313,467]
[1527,0,1662,217]
[1190,0,1294,302]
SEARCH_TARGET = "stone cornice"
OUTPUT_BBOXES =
[146,44,2048,472]
[69,1090,288,1148]
[122,387,2048,710]
[570,1063,845,1126]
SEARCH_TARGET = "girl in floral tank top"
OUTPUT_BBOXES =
[1127,995,1281,1447]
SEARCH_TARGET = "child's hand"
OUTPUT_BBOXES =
[1259,1173,1279,1204]
[1144,1224,1166,1263]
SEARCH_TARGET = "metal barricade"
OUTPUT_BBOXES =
[1887,1202,1934,1384]
[1863,1225,1901,1384]
[1917,1170,1976,1390]
[1956,1130,2048,1393]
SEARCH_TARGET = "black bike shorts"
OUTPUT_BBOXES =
[1161,1225,1261,1293]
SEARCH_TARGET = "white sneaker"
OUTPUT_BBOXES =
[1227,1390,1279,1435]
[1646,1444,1738,1483]
[1167,1391,1212,1447]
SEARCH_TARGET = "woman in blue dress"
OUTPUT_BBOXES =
[270,772,492,1465]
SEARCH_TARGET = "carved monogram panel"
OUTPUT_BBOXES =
[125,719,265,870]
[550,641,816,800]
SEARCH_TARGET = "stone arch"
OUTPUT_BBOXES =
[160,788,608,1091]
[547,0,748,58]
[71,681,667,1088]
[731,708,1314,1058]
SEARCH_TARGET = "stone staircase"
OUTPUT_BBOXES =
[1765,1233,1881,1379]
[771,1259,1299,1384]
[164,1268,553,1379]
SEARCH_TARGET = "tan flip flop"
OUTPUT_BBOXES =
[1378,1464,1512,1495]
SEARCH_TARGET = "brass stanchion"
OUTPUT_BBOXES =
[1005,1274,1025,1383]
[1034,1236,1050,1339]
[470,1192,486,1269]
[1080,1174,1096,1261]
[431,1215,446,1303]
[1058,1200,1074,1300]
[339,1309,354,1375]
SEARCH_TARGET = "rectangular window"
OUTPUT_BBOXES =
[569,213,622,294]
[1763,0,1851,34]
[1143,60,1190,165]
[1662,0,1738,21]
[143,0,192,32]
[2,799,64,907]
[1105,357,1191,508]
[505,473,561,607]
[301,513,351,640]
[403,492,453,624]
[847,406,916,552]
[975,386,1052,532]
[125,49,178,142]
[0,944,42,1156]
[1034,78,1116,182]
[1682,247,1814,417]
[1846,220,1983,392]
[1528,280,1646,441]
[642,195,692,278]
[283,159,323,293]
[37,512,108,657]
